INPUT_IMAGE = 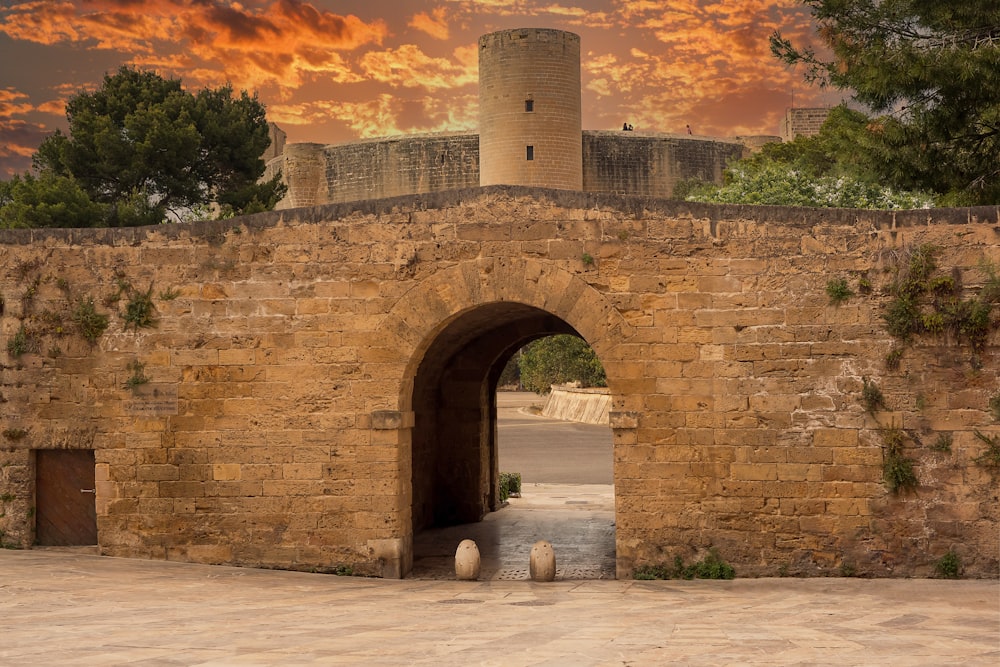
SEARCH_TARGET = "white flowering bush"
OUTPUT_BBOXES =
[685,160,935,210]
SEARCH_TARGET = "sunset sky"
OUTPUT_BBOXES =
[0,1,842,178]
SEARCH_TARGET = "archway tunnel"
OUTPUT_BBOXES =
[410,302,585,533]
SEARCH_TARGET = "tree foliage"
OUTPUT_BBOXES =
[772,1,1000,205]
[21,66,284,227]
[517,335,606,394]
[0,172,105,229]
[686,108,934,209]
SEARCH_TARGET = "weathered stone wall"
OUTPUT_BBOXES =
[782,107,831,141]
[1,187,998,578]
[267,132,746,207]
[264,133,480,210]
[582,132,746,197]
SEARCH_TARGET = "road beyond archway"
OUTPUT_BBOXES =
[410,392,615,580]
[496,391,613,484]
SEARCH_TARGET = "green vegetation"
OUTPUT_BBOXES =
[884,347,904,371]
[684,129,934,209]
[122,284,157,331]
[1,428,28,442]
[158,287,181,301]
[499,472,522,502]
[0,172,105,228]
[989,394,1000,423]
[124,359,151,389]
[772,1,1000,205]
[880,427,918,494]
[6,324,38,357]
[71,296,109,343]
[826,278,853,305]
[860,377,886,414]
[879,245,1000,367]
[935,551,962,579]
[931,433,953,453]
[2,66,284,228]
[633,549,736,580]
[972,431,1000,468]
[502,335,607,394]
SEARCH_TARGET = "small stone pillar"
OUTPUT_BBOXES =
[529,540,556,582]
[455,539,481,580]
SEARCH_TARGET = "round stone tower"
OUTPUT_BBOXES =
[478,28,582,190]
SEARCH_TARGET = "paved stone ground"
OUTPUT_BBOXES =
[1,549,998,665]
[412,483,616,580]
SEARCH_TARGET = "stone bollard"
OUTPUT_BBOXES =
[529,540,556,582]
[455,539,481,580]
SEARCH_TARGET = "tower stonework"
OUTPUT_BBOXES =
[478,28,582,189]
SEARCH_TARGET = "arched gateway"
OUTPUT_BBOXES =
[374,259,631,577]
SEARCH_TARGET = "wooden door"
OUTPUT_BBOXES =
[35,449,98,546]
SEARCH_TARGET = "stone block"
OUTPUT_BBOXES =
[813,429,859,447]
[213,464,242,481]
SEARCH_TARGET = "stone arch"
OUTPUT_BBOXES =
[373,257,632,577]
[380,257,632,392]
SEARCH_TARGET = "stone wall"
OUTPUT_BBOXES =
[264,133,480,209]
[267,132,746,208]
[541,386,611,425]
[1,187,998,579]
[782,107,832,141]
[582,132,746,197]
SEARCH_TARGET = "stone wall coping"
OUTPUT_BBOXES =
[583,129,745,145]
[2,184,999,247]
[319,130,479,149]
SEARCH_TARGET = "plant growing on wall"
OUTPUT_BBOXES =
[826,277,853,305]
[6,324,38,358]
[107,274,158,331]
[878,245,1000,367]
[71,297,109,343]
[880,427,918,494]
[124,359,150,389]
[972,431,1000,468]
[122,283,157,331]
[1,428,28,442]
[860,377,886,414]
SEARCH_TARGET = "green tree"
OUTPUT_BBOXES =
[517,335,606,394]
[687,108,934,209]
[33,66,285,226]
[0,172,106,229]
[772,1,1000,205]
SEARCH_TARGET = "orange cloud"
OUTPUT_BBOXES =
[410,7,450,40]
[0,89,35,117]
[0,1,388,93]
[360,44,477,90]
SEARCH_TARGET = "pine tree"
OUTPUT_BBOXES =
[772,1,1000,204]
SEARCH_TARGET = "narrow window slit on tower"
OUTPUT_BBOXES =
[525,99,534,112]
[526,146,534,160]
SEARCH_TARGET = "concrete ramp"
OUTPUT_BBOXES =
[540,386,610,425]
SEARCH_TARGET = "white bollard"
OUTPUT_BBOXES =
[455,539,481,580]
[529,540,556,582]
